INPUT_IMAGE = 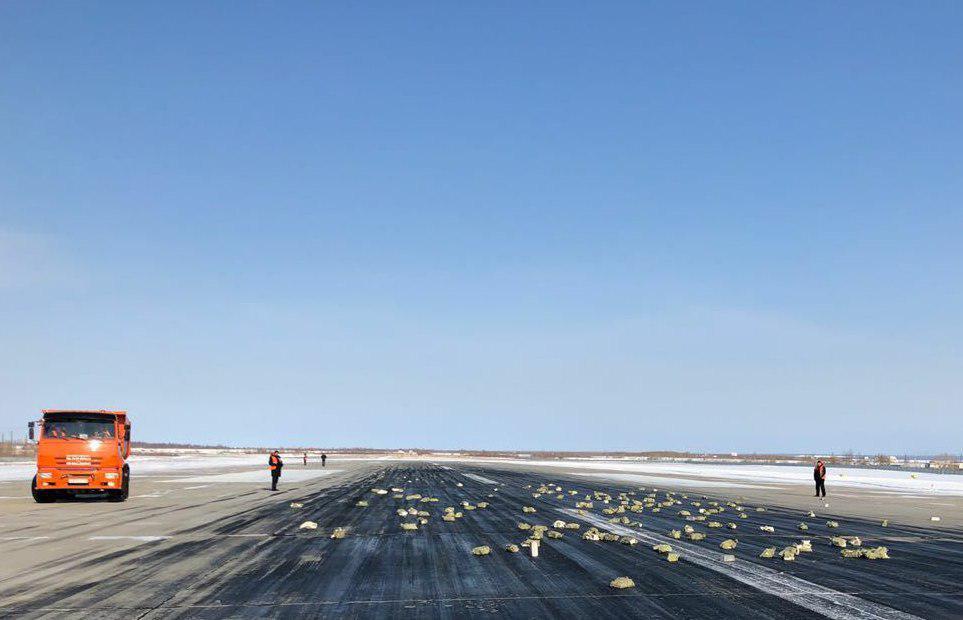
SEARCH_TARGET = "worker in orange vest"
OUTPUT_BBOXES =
[269,450,283,491]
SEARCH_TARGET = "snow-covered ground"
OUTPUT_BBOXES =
[451,458,963,496]
[0,452,382,483]
[0,454,265,483]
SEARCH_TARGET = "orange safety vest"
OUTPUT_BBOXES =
[269,454,280,471]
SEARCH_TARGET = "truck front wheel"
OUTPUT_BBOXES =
[108,469,129,502]
[31,476,56,503]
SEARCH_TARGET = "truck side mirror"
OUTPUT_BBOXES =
[125,426,131,442]
[27,422,35,441]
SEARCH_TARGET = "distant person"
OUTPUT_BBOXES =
[303,452,308,466]
[269,450,283,491]
[321,453,327,468]
[814,459,827,497]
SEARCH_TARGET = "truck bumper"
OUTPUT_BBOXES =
[35,469,122,491]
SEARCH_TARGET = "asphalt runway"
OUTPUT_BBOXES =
[1,461,961,618]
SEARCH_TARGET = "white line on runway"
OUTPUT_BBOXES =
[568,510,920,620]
[134,489,176,498]
[0,536,50,540]
[183,485,211,490]
[88,536,170,542]
[463,473,499,485]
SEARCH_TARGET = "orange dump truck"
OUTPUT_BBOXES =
[28,410,131,503]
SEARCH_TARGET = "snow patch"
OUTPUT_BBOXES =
[450,458,963,496]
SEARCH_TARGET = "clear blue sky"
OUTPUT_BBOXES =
[1,2,961,454]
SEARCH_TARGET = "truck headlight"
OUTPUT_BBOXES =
[39,472,52,479]
[104,472,119,479]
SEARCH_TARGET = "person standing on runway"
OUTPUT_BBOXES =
[814,459,827,497]
[269,450,284,491]
[321,453,327,468]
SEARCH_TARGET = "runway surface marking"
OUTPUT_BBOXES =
[463,473,499,485]
[568,510,921,620]
[88,535,171,542]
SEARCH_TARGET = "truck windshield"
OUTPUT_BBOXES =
[43,417,115,440]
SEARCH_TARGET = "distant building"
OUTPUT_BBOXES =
[928,459,963,470]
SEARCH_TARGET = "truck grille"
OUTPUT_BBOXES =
[55,456,102,468]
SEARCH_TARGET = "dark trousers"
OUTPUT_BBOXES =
[321,459,326,467]
[271,472,280,490]
[815,479,826,497]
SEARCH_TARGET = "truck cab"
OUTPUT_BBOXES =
[29,410,131,503]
